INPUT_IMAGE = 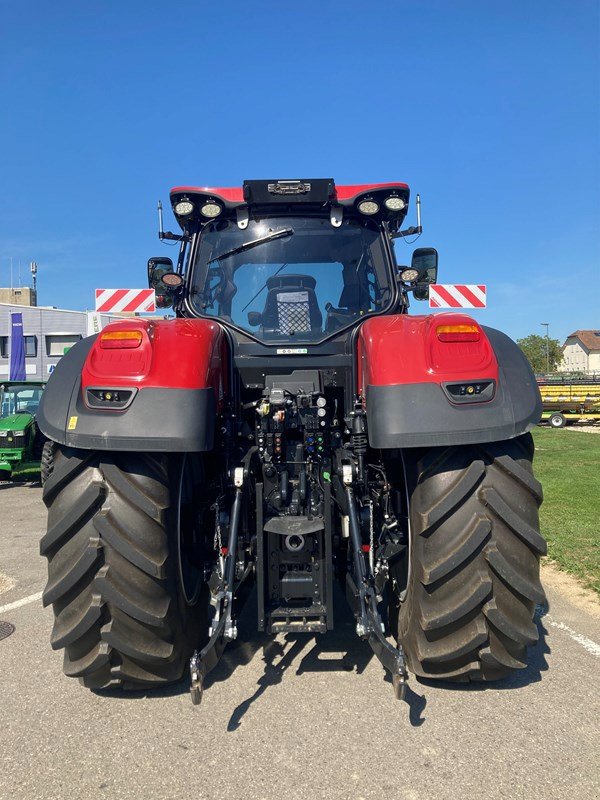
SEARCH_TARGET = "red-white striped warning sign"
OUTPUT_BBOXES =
[95,289,156,313]
[429,284,487,309]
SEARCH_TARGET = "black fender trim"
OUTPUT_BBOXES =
[37,336,216,452]
[366,326,541,448]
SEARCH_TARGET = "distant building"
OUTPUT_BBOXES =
[0,303,118,380]
[559,330,600,374]
[0,287,37,306]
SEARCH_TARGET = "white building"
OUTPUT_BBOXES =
[559,329,600,374]
[0,304,117,380]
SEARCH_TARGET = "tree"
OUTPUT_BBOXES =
[516,333,563,374]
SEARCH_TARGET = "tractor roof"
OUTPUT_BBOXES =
[169,179,410,230]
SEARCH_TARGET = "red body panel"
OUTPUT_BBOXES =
[335,182,409,200]
[82,318,227,397]
[170,186,245,203]
[358,313,498,393]
[169,183,409,207]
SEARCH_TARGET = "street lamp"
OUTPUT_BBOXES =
[541,323,550,374]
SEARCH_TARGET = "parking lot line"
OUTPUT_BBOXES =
[0,591,43,615]
[546,616,600,657]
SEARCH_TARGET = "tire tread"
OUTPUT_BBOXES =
[398,434,545,682]
[41,446,206,690]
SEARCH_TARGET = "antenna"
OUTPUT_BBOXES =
[29,261,37,305]
[156,199,185,242]
[392,192,423,239]
[157,200,165,241]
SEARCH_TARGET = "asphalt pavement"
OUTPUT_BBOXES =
[0,482,598,800]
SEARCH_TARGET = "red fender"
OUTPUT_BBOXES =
[358,312,498,393]
[357,314,541,448]
[82,318,227,400]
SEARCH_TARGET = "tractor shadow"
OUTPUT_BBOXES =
[95,591,548,729]
[212,584,428,730]
[218,591,549,729]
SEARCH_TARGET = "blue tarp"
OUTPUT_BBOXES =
[8,312,26,381]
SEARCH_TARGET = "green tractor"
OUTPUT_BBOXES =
[0,382,46,479]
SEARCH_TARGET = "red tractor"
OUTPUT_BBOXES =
[38,179,545,702]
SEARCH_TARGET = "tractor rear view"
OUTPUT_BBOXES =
[37,179,545,701]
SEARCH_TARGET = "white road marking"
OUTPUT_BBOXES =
[0,591,43,615]
[546,616,600,657]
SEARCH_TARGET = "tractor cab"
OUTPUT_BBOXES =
[149,179,437,344]
[1,382,45,418]
[189,213,396,342]
[0,381,46,477]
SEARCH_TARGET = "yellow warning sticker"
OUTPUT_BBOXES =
[67,416,78,430]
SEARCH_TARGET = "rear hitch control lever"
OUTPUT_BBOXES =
[189,468,246,705]
[345,486,408,700]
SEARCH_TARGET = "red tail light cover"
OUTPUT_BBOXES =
[82,318,227,396]
[358,313,498,392]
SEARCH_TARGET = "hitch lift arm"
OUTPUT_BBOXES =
[189,468,247,705]
[345,486,408,700]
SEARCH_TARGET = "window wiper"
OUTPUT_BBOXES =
[209,227,294,264]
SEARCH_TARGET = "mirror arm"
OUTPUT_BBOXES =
[400,281,428,292]
[160,231,186,242]
[392,225,422,240]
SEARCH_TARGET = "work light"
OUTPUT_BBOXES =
[400,268,420,282]
[174,200,194,216]
[357,200,379,215]
[200,202,222,218]
[384,196,406,211]
[161,273,184,288]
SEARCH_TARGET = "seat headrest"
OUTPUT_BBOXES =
[266,274,317,291]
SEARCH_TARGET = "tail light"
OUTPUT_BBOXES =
[436,324,480,343]
[99,330,143,349]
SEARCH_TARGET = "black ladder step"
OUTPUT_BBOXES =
[269,604,326,618]
[270,619,326,634]
[267,604,327,634]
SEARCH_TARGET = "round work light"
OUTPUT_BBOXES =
[161,273,184,288]
[384,196,406,211]
[200,202,222,218]
[400,268,420,282]
[174,200,194,216]
[357,200,379,215]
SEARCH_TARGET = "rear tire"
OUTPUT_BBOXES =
[40,440,56,486]
[41,446,208,690]
[397,434,546,682]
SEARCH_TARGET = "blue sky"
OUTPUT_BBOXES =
[0,0,598,344]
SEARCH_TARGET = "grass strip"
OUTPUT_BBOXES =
[533,428,600,593]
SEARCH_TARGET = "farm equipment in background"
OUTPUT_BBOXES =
[537,373,600,428]
[37,178,545,702]
[0,382,47,478]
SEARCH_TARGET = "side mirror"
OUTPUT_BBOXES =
[147,257,174,288]
[247,311,262,327]
[411,247,438,301]
[147,257,182,309]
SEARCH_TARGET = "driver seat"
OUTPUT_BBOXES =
[260,275,322,335]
